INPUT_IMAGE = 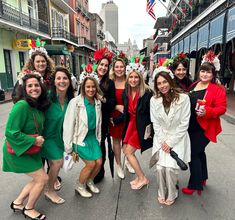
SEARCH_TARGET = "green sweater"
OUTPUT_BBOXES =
[2,100,45,173]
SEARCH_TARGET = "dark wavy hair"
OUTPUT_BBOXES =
[198,62,217,83]
[96,57,111,92]
[14,74,51,111]
[50,66,74,102]
[171,60,189,72]
[154,71,180,108]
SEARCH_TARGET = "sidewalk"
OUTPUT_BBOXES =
[0,91,12,104]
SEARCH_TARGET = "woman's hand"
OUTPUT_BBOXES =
[110,118,114,126]
[115,105,124,113]
[196,106,206,117]
[161,142,171,153]
[35,136,44,146]
[97,94,106,103]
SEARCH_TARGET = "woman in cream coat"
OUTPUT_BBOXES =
[150,69,191,205]
[63,76,102,198]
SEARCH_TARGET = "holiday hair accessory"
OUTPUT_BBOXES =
[79,63,99,83]
[201,50,220,71]
[126,55,145,75]
[152,57,174,80]
[29,38,47,58]
[94,47,113,63]
[173,52,189,63]
[113,51,128,65]
[18,69,43,85]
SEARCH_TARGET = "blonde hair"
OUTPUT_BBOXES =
[109,58,126,81]
[125,70,151,97]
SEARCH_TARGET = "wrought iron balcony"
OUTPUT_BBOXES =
[52,27,78,45]
[78,37,95,48]
[76,1,82,12]
[0,0,49,34]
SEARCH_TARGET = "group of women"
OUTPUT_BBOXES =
[2,48,226,220]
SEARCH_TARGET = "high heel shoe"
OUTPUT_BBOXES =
[182,187,202,196]
[202,179,207,186]
[10,201,24,212]
[131,179,149,190]
[22,207,46,220]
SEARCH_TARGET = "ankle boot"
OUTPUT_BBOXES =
[87,179,100,194]
[117,165,125,179]
[75,182,92,198]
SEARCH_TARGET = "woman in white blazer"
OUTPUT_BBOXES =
[150,68,191,206]
[63,76,102,198]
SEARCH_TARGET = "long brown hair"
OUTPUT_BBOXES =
[154,71,180,108]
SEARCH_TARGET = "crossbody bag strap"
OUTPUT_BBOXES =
[32,113,40,134]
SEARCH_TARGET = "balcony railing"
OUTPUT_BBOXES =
[0,0,49,34]
[78,37,94,48]
[52,27,78,45]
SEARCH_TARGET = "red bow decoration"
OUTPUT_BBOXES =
[158,57,167,66]
[94,48,113,63]
[203,50,216,62]
[85,64,93,73]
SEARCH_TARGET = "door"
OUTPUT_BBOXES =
[19,51,25,70]
[3,49,13,89]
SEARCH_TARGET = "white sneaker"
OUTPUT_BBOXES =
[87,179,100,194]
[75,183,92,198]
[125,160,135,174]
[117,165,125,179]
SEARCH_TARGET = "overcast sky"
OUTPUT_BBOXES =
[89,0,168,49]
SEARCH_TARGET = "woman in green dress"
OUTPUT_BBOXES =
[2,73,50,220]
[63,76,103,198]
[41,66,74,204]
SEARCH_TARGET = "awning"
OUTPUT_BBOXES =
[178,40,183,53]
[184,35,190,53]
[155,35,170,44]
[44,44,70,55]
[171,45,175,57]
[198,23,209,50]
[226,6,235,42]
[154,16,171,29]
[190,30,198,52]
[174,43,179,56]
[209,13,225,47]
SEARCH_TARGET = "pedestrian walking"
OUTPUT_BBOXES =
[150,67,191,205]
[2,73,50,220]
[182,53,227,196]
[63,73,103,198]
[41,67,74,204]
[123,61,153,190]
[92,48,116,183]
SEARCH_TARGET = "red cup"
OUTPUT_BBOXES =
[195,99,206,112]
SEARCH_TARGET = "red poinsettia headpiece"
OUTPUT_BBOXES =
[94,48,113,63]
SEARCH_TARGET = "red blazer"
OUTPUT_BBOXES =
[197,82,227,143]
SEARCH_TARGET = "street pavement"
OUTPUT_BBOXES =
[0,102,235,220]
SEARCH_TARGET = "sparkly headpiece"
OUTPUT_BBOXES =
[18,69,43,85]
[94,47,113,63]
[201,50,220,71]
[80,64,99,83]
[29,38,47,58]
[113,51,128,66]
[126,55,145,75]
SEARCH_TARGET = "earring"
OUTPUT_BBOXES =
[171,88,173,92]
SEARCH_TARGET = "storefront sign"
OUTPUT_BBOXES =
[13,39,32,50]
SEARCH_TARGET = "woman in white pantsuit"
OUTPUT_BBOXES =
[150,68,191,205]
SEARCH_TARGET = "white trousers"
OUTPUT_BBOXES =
[156,165,179,201]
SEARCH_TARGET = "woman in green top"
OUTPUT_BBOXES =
[63,76,103,198]
[41,66,74,204]
[2,73,50,220]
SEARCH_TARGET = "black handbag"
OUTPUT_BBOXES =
[170,150,188,171]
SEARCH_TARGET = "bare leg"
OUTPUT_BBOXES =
[45,159,64,203]
[89,158,102,179]
[24,168,48,218]
[113,138,122,165]
[79,160,96,184]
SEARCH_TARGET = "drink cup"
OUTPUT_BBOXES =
[195,99,206,112]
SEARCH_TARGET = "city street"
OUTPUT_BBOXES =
[0,102,235,220]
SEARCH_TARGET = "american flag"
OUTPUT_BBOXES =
[146,0,156,20]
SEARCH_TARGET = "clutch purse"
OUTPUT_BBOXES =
[62,152,75,173]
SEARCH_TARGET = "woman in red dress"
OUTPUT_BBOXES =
[123,63,153,190]
[109,58,126,179]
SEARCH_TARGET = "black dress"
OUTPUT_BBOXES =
[188,89,210,190]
